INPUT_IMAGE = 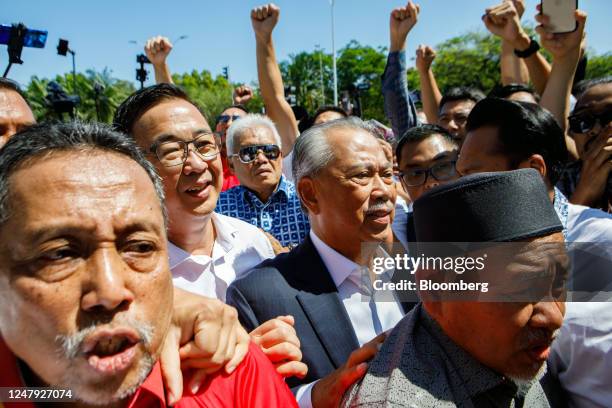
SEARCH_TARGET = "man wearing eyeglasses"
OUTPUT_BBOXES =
[216,114,309,248]
[393,124,460,250]
[113,84,307,381]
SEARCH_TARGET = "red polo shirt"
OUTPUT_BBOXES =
[222,157,240,192]
[0,339,297,408]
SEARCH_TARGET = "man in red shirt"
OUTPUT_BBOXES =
[0,121,297,408]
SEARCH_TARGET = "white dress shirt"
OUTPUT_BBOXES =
[296,230,405,408]
[392,196,412,252]
[547,204,612,407]
[169,212,275,301]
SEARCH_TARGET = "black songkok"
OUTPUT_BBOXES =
[413,169,563,242]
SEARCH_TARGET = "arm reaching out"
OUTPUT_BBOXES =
[251,3,298,156]
[144,36,174,84]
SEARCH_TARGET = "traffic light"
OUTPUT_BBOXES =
[222,66,229,80]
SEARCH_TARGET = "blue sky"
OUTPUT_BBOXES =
[3,0,611,89]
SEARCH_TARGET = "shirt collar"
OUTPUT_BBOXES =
[167,213,239,269]
[126,362,166,407]
[309,230,360,289]
[242,175,289,204]
[418,307,534,398]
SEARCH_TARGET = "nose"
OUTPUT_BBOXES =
[182,145,209,176]
[529,301,565,333]
[424,175,439,191]
[81,248,135,313]
[371,173,393,202]
[253,149,269,164]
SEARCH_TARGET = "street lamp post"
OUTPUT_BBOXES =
[330,0,338,106]
[315,44,325,106]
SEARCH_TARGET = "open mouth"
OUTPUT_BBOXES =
[185,181,212,197]
[82,329,141,375]
[525,340,554,363]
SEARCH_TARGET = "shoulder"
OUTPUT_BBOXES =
[566,204,612,242]
[217,213,274,254]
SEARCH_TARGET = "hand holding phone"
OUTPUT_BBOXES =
[540,0,578,33]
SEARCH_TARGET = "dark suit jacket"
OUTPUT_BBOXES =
[226,235,415,388]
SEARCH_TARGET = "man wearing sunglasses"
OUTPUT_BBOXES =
[217,114,309,248]
[393,124,460,250]
[560,77,612,214]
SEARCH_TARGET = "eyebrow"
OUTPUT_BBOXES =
[404,152,455,168]
[153,129,213,145]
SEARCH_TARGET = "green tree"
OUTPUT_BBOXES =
[585,52,612,80]
[173,69,264,124]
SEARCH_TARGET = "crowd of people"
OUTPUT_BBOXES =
[0,1,611,407]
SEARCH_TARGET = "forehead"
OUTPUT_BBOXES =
[326,127,389,167]
[4,152,163,235]
[400,135,457,167]
[0,89,35,121]
[315,110,344,124]
[440,99,475,115]
[132,99,211,146]
[235,125,276,146]
[462,126,502,156]
[222,107,247,117]
[575,83,612,112]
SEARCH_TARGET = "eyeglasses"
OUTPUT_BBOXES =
[399,160,458,187]
[150,133,220,167]
[568,110,612,134]
[216,115,242,124]
[232,144,281,164]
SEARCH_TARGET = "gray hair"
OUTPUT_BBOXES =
[0,121,167,227]
[292,117,376,210]
[226,114,282,155]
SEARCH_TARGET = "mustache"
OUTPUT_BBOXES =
[365,200,393,215]
[518,327,560,350]
[56,316,154,360]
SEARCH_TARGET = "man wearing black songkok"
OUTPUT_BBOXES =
[343,169,567,407]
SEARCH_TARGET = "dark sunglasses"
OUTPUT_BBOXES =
[217,114,242,124]
[233,144,281,163]
[568,110,612,134]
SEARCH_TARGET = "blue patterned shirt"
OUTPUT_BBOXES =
[216,175,310,247]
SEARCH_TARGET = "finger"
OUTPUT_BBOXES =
[339,362,369,390]
[250,317,291,338]
[224,322,237,364]
[275,361,308,379]
[225,329,250,374]
[277,314,295,326]
[261,341,302,364]
[253,325,300,349]
[159,329,183,406]
[186,369,207,396]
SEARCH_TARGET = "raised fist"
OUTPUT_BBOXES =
[415,45,436,72]
[483,1,523,43]
[251,3,280,42]
[389,1,420,51]
[233,85,254,105]
[145,36,173,66]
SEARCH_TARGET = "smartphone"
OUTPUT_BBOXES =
[0,24,48,48]
[540,0,578,33]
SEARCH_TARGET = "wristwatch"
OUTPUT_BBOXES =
[514,37,540,58]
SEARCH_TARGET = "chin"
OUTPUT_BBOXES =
[505,360,547,383]
[64,353,156,406]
